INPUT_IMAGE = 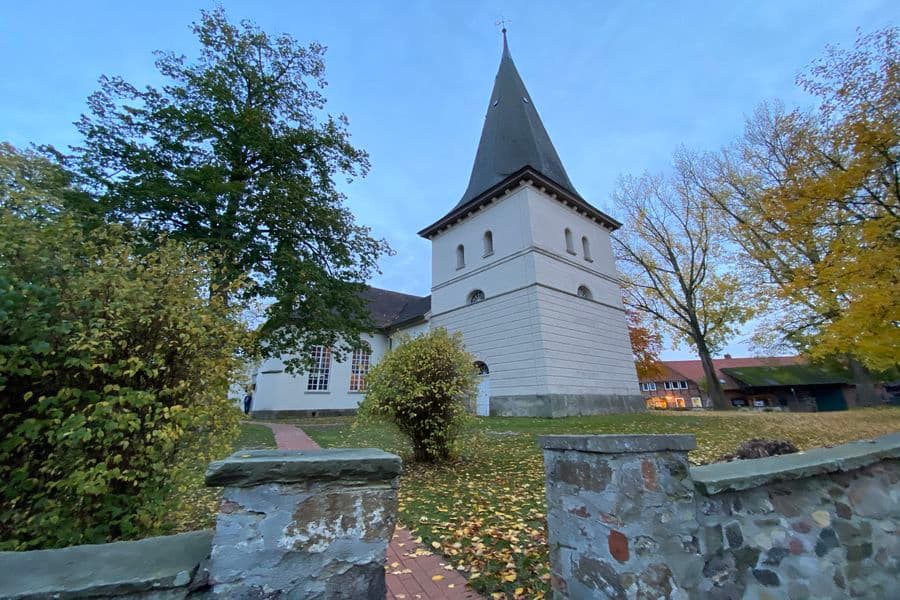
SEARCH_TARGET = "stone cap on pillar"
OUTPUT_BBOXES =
[205,448,402,487]
[539,434,696,453]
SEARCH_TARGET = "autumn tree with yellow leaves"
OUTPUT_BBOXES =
[627,309,664,380]
[613,166,755,410]
[688,27,898,375]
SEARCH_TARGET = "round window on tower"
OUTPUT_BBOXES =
[468,289,486,305]
[577,285,593,300]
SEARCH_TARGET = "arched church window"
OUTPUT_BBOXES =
[564,228,575,255]
[474,361,490,375]
[456,244,465,269]
[582,236,592,261]
[577,285,593,300]
[468,289,485,304]
[483,230,494,256]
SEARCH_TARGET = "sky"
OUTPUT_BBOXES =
[2,1,897,359]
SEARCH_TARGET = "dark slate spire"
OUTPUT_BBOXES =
[455,31,579,208]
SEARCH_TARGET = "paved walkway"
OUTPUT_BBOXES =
[258,422,479,599]
[263,421,321,450]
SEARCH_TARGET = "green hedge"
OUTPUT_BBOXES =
[0,187,247,549]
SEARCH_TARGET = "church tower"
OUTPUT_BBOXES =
[419,31,643,417]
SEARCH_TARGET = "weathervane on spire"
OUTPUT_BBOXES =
[495,17,512,36]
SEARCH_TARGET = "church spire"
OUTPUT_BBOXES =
[455,30,579,209]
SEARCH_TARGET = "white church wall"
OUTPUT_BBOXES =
[430,253,534,315]
[251,332,389,416]
[389,320,430,344]
[525,186,617,279]
[531,252,624,308]
[533,285,641,397]
[430,286,545,398]
[430,187,531,290]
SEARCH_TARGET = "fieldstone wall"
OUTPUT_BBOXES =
[541,432,900,600]
[2,447,401,599]
[0,530,212,599]
[204,448,401,599]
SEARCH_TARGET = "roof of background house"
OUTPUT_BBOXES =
[360,287,430,331]
[643,356,804,391]
[647,363,691,382]
[723,364,853,387]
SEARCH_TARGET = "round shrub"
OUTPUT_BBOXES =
[360,328,477,462]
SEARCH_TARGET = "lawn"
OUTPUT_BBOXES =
[168,422,276,534]
[300,407,900,599]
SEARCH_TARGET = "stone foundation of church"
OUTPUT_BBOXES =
[490,393,645,417]
[250,408,357,420]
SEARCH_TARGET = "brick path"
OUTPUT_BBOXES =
[258,422,479,599]
[263,421,321,450]
[385,525,480,599]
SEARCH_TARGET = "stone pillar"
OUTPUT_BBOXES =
[204,448,401,599]
[540,434,700,599]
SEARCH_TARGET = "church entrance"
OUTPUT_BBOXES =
[474,361,490,416]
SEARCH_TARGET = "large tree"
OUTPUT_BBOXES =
[70,8,390,362]
[613,161,754,409]
[688,27,898,374]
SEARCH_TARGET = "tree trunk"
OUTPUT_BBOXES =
[208,260,231,308]
[847,356,880,407]
[697,340,730,410]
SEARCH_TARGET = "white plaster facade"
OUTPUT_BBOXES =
[428,184,641,416]
[250,333,390,416]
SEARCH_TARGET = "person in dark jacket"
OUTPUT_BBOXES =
[242,392,252,415]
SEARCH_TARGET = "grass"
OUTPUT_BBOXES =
[167,421,276,534]
[235,422,279,450]
[300,407,900,599]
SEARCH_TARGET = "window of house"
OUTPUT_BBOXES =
[306,346,331,391]
[564,228,575,254]
[678,380,688,389]
[664,381,676,390]
[577,285,593,300]
[646,396,667,410]
[468,289,485,304]
[674,397,686,409]
[582,236,592,261]
[483,230,493,256]
[349,348,370,392]
[456,244,465,269]
[640,382,657,392]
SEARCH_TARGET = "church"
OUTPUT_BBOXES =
[250,32,643,419]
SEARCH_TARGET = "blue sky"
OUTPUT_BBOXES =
[3,1,897,359]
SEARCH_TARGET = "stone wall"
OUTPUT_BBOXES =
[1,448,401,599]
[204,448,401,599]
[0,531,212,599]
[541,432,900,599]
